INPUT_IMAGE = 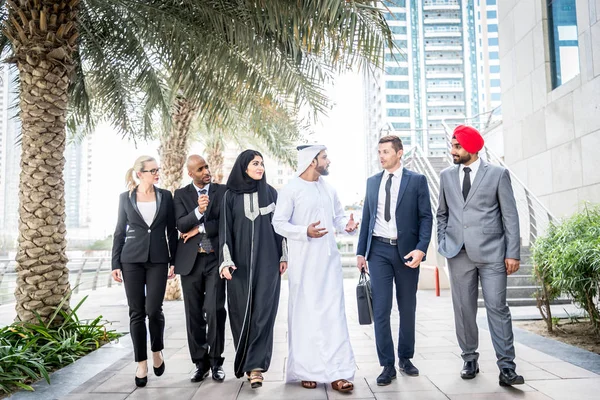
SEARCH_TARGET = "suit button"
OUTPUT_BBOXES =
[147,229,151,233]
[464,225,468,229]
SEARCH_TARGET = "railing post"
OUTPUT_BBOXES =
[0,260,7,287]
[525,190,537,245]
[74,259,87,294]
[435,267,440,297]
[92,258,104,291]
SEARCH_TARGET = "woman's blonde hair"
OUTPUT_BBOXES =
[125,155,156,192]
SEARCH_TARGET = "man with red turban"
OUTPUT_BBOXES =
[436,125,525,387]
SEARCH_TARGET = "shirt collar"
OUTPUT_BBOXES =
[384,166,403,179]
[460,157,481,174]
[193,182,210,193]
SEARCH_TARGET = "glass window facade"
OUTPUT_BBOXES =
[390,25,408,34]
[547,0,580,88]
[387,108,411,117]
[386,94,410,103]
[386,81,409,89]
[385,66,409,75]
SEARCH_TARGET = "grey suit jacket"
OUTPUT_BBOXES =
[436,160,520,263]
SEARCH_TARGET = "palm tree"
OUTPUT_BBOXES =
[1,0,391,323]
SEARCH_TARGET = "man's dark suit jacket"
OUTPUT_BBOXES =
[111,187,177,270]
[357,168,433,262]
[173,182,227,275]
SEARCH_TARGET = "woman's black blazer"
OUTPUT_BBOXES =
[111,187,177,270]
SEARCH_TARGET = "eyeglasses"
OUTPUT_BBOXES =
[141,168,161,175]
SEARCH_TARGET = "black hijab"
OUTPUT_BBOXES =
[226,150,275,207]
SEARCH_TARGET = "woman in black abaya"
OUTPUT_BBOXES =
[219,150,287,388]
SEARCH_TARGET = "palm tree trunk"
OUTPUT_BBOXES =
[159,96,196,301]
[205,128,225,184]
[159,96,196,193]
[7,0,79,323]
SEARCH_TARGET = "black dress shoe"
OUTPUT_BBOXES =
[460,361,479,379]
[499,368,524,386]
[153,352,165,377]
[399,358,419,376]
[135,366,148,387]
[212,366,225,382]
[191,364,210,382]
[376,366,397,386]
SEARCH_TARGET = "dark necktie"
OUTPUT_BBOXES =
[462,167,472,200]
[197,188,212,252]
[384,174,393,222]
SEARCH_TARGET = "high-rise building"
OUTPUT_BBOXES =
[0,65,93,237]
[0,65,21,237]
[364,0,501,176]
[64,135,93,229]
[474,0,501,119]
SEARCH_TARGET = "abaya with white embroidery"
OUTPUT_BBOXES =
[219,149,287,378]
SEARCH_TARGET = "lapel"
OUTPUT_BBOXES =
[451,165,463,202]
[151,187,162,226]
[396,168,410,209]
[128,189,145,225]
[464,160,489,206]
[371,172,384,217]
[129,186,162,228]
[187,183,198,205]
[205,183,218,217]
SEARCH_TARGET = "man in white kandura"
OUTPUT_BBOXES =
[272,144,359,393]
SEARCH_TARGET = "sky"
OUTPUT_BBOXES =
[87,72,367,239]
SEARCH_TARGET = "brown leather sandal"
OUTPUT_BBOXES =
[331,379,354,392]
[249,371,263,388]
[301,381,317,389]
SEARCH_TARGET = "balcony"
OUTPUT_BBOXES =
[423,0,460,11]
[427,100,465,107]
[425,45,462,51]
[426,84,464,93]
[425,72,463,79]
[425,59,463,65]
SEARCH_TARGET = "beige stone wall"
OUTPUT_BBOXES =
[498,0,600,217]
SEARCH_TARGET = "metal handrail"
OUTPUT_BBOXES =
[403,145,441,218]
[0,257,118,305]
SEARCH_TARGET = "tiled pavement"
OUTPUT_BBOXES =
[3,277,600,400]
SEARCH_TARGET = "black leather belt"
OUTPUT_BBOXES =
[373,236,397,245]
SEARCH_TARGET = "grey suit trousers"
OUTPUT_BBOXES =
[448,250,516,370]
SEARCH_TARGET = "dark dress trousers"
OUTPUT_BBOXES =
[111,187,177,362]
[173,183,227,368]
[356,169,432,367]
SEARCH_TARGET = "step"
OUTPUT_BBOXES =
[478,285,540,299]
[507,274,536,286]
[478,297,572,308]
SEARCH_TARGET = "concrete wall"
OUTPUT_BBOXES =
[498,0,600,217]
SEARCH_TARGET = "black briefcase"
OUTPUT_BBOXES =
[356,270,374,325]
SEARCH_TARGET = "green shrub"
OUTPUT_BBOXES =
[532,204,600,335]
[531,222,562,332]
[0,296,120,394]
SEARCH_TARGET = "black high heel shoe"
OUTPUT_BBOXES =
[135,366,148,387]
[153,351,165,377]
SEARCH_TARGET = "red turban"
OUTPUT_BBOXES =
[453,125,484,153]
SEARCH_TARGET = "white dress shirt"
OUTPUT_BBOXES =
[137,201,156,227]
[373,167,403,239]
[459,158,481,191]
[193,183,210,233]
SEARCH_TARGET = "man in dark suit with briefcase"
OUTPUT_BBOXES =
[174,155,227,383]
[356,135,432,386]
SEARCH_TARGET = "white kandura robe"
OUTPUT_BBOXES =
[272,176,356,383]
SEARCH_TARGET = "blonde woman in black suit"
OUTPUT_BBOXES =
[111,155,177,387]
